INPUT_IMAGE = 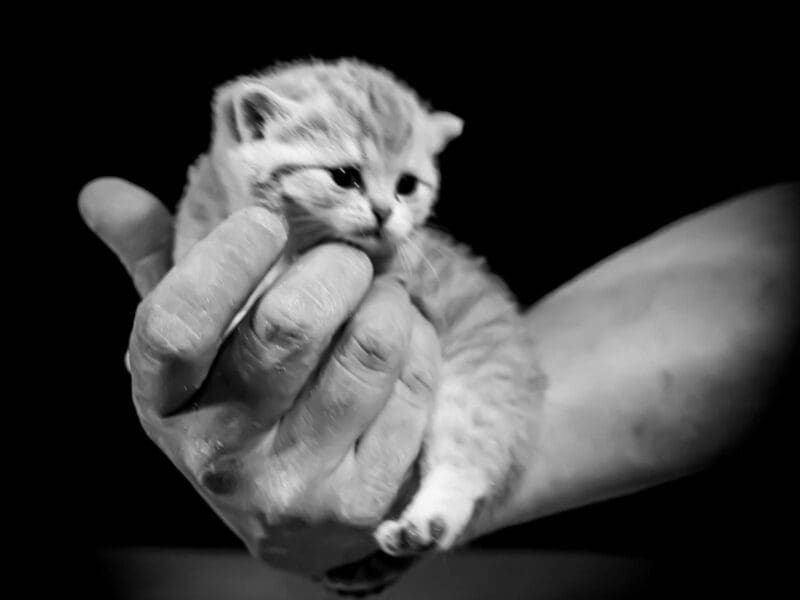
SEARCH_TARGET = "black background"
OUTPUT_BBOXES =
[54,23,798,595]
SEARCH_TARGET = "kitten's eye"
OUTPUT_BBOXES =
[330,166,362,189]
[396,173,418,196]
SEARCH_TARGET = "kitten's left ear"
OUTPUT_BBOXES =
[214,81,299,144]
[426,112,464,154]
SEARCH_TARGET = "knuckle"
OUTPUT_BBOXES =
[134,298,203,362]
[254,302,315,351]
[320,388,359,422]
[401,362,438,398]
[346,320,405,374]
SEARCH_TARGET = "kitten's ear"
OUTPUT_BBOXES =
[426,112,464,154]
[214,82,298,144]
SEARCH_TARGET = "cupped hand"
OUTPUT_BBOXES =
[79,178,440,576]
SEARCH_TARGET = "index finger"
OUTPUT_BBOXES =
[129,206,287,417]
[215,244,373,425]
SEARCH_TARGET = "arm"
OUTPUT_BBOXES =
[81,177,798,567]
[474,182,799,535]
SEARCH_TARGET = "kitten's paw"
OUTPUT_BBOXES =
[376,506,470,556]
[375,464,490,556]
[374,517,444,556]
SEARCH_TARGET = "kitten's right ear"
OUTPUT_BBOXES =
[214,82,298,144]
[425,112,464,154]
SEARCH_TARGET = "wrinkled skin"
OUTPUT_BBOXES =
[79,178,441,578]
[81,177,800,592]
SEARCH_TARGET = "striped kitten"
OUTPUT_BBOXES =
[175,59,537,569]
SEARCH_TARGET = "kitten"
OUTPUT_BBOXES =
[174,58,539,584]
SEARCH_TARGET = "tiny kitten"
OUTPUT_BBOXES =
[174,58,538,577]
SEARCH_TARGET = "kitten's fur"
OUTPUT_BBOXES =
[175,59,539,589]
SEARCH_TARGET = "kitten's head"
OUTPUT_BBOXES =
[212,59,462,259]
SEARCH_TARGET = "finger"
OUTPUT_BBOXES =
[216,244,373,424]
[274,277,414,471]
[318,308,439,527]
[129,206,287,417]
[354,308,440,489]
[78,177,174,298]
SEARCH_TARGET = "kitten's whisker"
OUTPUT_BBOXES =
[404,237,441,289]
[397,247,414,279]
[424,220,454,238]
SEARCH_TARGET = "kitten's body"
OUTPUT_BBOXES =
[175,59,539,589]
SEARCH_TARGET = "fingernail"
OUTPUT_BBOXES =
[201,466,239,495]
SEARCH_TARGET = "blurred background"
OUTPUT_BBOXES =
[50,20,799,598]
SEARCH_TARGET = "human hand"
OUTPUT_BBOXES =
[79,178,440,577]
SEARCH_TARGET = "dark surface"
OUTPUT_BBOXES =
[93,545,792,599]
[36,22,799,599]
[97,548,656,599]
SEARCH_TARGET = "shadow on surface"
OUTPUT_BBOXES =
[99,547,661,599]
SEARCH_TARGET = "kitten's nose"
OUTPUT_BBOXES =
[372,205,392,227]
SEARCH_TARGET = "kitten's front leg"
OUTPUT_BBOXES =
[375,371,528,555]
[374,457,491,554]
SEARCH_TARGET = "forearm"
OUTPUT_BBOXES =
[475,183,799,536]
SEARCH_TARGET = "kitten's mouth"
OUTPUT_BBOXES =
[338,228,396,258]
[350,226,382,240]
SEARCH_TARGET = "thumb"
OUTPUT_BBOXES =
[79,177,174,298]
